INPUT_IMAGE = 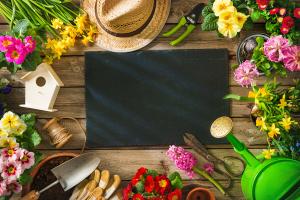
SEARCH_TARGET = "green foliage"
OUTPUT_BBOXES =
[201,13,218,31]
[135,181,145,193]
[147,169,158,177]
[250,10,261,21]
[168,172,183,189]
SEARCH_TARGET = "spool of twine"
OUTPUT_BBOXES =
[42,117,86,152]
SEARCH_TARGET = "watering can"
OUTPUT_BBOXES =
[210,116,300,200]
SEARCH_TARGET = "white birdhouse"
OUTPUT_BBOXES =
[20,63,64,112]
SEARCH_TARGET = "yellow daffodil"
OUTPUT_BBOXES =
[212,0,233,16]
[81,35,92,46]
[217,20,240,38]
[62,37,76,48]
[278,94,287,109]
[75,14,87,30]
[0,136,17,148]
[262,149,275,160]
[256,117,267,131]
[45,38,57,50]
[53,41,67,59]
[0,111,22,134]
[44,55,54,65]
[218,6,236,22]
[279,116,292,131]
[61,25,78,38]
[52,18,64,29]
[258,88,268,97]
[248,91,257,98]
[268,123,280,138]
[235,12,248,29]
[87,25,98,38]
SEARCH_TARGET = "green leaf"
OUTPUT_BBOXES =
[243,18,253,30]
[201,13,218,31]
[29,130,42,147]
[202,5,212,17]
[250,10,261,21]
[22,51,42,71]
[18,169,32,185]
[168,172,183,189]
[147,169,158,177]
[12,19,30,36]
[135,181,145,193]
[0,52,5,62]
[21,113,36,127]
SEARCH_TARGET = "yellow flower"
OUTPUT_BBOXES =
[14,122,27,136]
[44,55,54,64]
[218,6,236,22]
[278,94,287,109]
[75,14,87,30]
[212,0,233,16]
[0,129,8,137]
[256,117,267,131]
[53,41,67,59]
[279,116,292,131]
[217,20,240,38]
[235,12,248,29]
[258,88,268,97]
[81,35,92,46]
[0,136,17,148]
[62,37,76,48]
[45,38,57,50]
[61,25,78,38]
[268,123,280,138]
[248,91,257,98]
[52,18,64,29]
[0,111,22,134]
[262,149,275,160]
[87,25,98,38]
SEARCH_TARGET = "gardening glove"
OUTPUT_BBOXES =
[69,179,89,200]
[104,175,121,199]
[99,170,110,190]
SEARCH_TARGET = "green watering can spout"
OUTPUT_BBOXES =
[210,116,260,168]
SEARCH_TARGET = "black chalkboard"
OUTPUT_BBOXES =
[85,49,229,147]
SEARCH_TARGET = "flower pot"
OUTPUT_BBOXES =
[186,187,215,200]
[22,152,78,199]
[236,33,269,65]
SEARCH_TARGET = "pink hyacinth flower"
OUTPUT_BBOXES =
[6,180,22,194]
[263,35,290,62]
[234,60,259,87]
[166,145,197,178]
[17,149,35,171]
[5,47,27,65]
[0,36,14,52]
[1,161,22,182]
[24,36,36,54]
[1,148,18,161]
[282,45,300,71]
[203,163,215,175]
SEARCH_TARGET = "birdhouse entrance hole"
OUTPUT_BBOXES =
[36,76,46,87]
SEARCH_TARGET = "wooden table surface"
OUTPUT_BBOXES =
[1,0,300,199]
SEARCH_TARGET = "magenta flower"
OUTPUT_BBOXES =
[234,60,259,87]
[24,36,36,53]
[1,148,18,161]
[264,35,290,62]
[0,36,14,52]
[282,45,300,71]
[5,47,27,65]
[17,149,35,171]
[6,180,22,194]
[1,160,22,182]
[203,163,215,175]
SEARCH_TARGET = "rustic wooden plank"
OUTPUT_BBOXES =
[38,148,258,181]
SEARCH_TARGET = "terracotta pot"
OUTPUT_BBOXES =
[186,187,215,200]
[22,152,78,195]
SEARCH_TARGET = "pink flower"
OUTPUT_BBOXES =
[203,163,214,175]
[1,148,18,161]
[0,181,9,196]
[6,180,22,194]
[5,47,27,65]
[24,36,36,53]
[282,45,300,71]
[1,161,22,182]
[0,36,14,52]
[17,149,35,170]
[234,60,259,87]
[264,35,290,62]
[166,145,197,178]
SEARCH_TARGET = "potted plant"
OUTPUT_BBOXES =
[224,80,300,160]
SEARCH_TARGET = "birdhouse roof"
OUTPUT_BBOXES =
[21,63,64,86]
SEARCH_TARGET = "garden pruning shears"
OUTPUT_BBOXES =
[163,3,205,46]
[183,133,245,189]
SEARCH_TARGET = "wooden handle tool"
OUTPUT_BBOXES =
[104,175,121,199]
[20,191,40,200]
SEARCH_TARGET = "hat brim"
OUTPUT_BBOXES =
[82,0,171,52]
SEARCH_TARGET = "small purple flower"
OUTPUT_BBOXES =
[234,60,259,87]
[263,35,290,62]
[0,85,12,94]
[166,145,197,178]
[203,163,214,174]
[282,45,300,71]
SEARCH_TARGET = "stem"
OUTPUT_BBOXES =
[193,167,226,195]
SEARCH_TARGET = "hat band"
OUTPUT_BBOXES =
[95,0,156,37]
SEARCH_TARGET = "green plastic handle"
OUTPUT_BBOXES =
[163,17,187,37]
[170,24,196,46]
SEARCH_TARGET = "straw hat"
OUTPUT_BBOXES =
[82,0,171,52]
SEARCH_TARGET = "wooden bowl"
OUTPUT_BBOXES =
[22,152,78,196]
[186,187,215,200]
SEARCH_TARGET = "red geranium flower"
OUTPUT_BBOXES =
[133,194,144,200]
[145,175,155,193]
[256,0,270,10]
[155,175,171,195]
[270,8,279,15]
[167,189,182,200]
[280,25,290,35]
[282,16,295,28]
[294,8,300,19]
[123,183,133,200]
[131,167,148,185]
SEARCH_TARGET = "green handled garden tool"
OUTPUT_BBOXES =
[163,3,204,46]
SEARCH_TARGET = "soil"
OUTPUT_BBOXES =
[31,156,74,200]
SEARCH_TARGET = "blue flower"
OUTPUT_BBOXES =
[0,85,12,94]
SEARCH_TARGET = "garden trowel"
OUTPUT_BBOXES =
[21,153,100,200]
